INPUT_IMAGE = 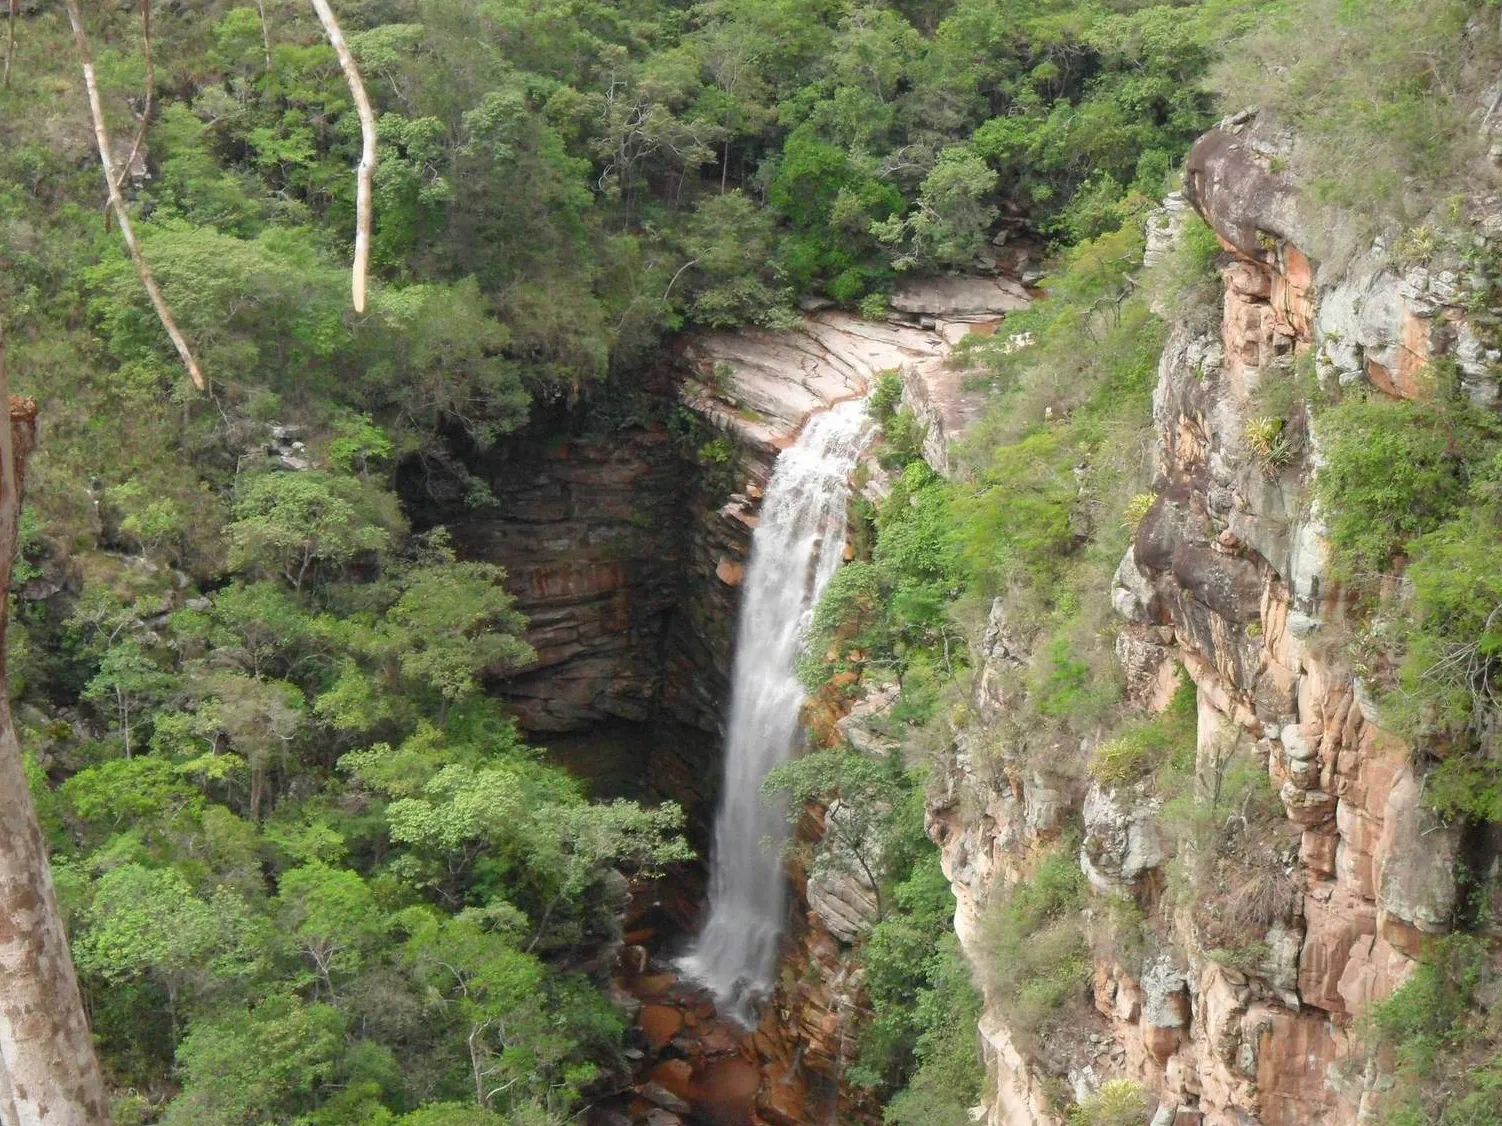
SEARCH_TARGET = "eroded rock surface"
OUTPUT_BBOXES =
[931,111,1492,1126]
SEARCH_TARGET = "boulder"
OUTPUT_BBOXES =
[1080,784,1168,895]
[636,1082,691,1116]
[888,276,1030,319]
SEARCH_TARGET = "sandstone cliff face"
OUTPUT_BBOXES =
[447,425,691,734]
[932,114,1501,1126]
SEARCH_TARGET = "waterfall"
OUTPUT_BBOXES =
[681,397,872,1019]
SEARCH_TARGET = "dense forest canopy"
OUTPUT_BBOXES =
[8,0,1498,1124]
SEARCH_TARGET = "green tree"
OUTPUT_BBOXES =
[382,559,535,719]
[275,863,384,1000]
[765,748,906,919]
[161,994,345,1126]
[82,641,176,758]
[396,903,581,1115]
[73,864,266,1036]
[226,471,404,588]
[873,146,998,270]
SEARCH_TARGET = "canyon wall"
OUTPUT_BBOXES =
[929,113,1502,1126]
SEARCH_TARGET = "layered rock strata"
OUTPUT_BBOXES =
[931,113,1501,1126]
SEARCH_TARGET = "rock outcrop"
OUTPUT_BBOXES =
[931,111,1497,1126]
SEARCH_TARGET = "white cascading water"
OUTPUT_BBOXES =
[681,397,871,1020]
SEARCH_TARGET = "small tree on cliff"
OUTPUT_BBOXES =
[764,747,908,920]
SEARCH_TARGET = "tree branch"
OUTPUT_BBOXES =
[309,0,377,313]
[254,0,272,72]
[64,0,204,391]
[3,0,15,91]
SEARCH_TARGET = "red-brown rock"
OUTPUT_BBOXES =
[639,1004,685,1051]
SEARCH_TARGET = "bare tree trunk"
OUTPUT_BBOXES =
[3,0,15,91]
[253,0,272,72]
[309,0,376,313]
[63,0,204,392]
[0,325,113,1126]
[0,1056,22,1125]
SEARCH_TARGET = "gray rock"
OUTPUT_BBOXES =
[888,276,1030,319]
[807,799,884,942]
[1141,955,1191,1029]
[1112,546,1158,623]
[836,683,900,756]
[1081,783,1168,894]
[1377,771,1459,935]
[1260,920,1304,1008]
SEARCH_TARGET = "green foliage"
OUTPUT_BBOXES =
[1121,491,1156,534]
[679,191,791,327]
[765,748,909,918]
[870,371,905,421]
[879,934,985,1126]
[0,0,1291,1118]
[1368,934,1502,1126]
[1068,1079,1149,1126]
[1088,675,1195,786]
[1314,380,1502,822]
[874,146,999,271]
[226,470,404,588]
[161,995,345,1126]
[1214,0,1500,225]
[979,846,1091,1052]
[817,770,985,1124]
[1314,389,1500,581]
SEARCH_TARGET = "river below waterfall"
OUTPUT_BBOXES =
[680,398,872,1019]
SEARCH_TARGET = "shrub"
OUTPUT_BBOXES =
[1368,934,1502,1126]
[1088,680,1195,787]
[1314,389,1500,581]
[871,370,905,421]
[1121,492,1155,534]
[1068,1079,1149,1126]
[1213,0,1499,231]
[980,846,1091,1051]
[880,408,929,468]
[1159,741,1298,949]
[1315,387,1502,821]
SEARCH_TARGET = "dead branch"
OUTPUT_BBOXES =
[309,0,377,313]
[64,0,204,391]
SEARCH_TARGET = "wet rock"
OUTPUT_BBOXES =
[638,1004,684,1051]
